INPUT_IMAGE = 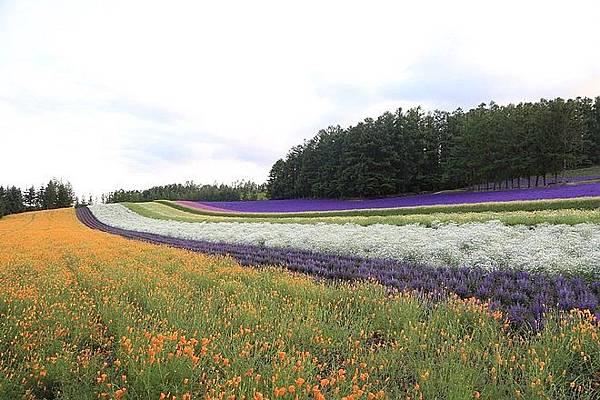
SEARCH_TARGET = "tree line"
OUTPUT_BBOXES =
[105,180,267,203]
[268,96,600,199]
[0,179,75,218]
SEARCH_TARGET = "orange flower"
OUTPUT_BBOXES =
[115,388,127,399]
[253,393,264,400]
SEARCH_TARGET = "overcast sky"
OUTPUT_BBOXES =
[1,0,600,198]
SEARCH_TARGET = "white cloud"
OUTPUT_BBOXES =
[1,0,599,197]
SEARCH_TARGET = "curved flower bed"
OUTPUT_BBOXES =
[89,204,600,277]
[77,206,600,328]
[179,182,600,213]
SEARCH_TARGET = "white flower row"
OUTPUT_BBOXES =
[89,204,600,276]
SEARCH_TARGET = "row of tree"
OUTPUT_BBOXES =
[268,97,600,199]
[0,179,76,218]
[105,180,267,203]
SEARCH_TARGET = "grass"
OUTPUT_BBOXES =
[126,201,600,226]
[0,209,599,399]
[563,164,600,178]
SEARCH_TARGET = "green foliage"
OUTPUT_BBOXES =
[105,180,267,203]
[268,97,600,199]
[562,164,600,178]
[4,186,25,214]
[0,179,75,218]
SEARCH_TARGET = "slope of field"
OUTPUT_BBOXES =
[178,182,600,214]
[80,205,600,320]
[2,209,599,398]
[127,200,600,227]
[163,196,600,219]
[89,203,600,277]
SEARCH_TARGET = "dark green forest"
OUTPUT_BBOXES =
[268,97,600,199]
[105,180,267,203]
[0,179,75,218]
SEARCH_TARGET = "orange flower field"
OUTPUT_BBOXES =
[0,209,599,399]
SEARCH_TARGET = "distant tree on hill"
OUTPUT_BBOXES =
[24,186,36,210]
[0,187,5,218]
[5,186,24,214]
[0,179,76,218]
[56,181,75,208]
[43,180,57,209]
[587,97,600,165]
[36,186,45,209]
[104,180,267,203]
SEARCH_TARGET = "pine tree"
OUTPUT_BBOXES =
[0,186,5,218]
[37,186,45,209]
[56,182,73,207]
[43,180,57,209]
[6,186,24,214]
[24,186,37,210]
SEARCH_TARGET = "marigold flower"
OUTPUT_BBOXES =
[115,388,127,399]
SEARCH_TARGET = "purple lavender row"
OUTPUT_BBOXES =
[182,182,600,213]
[76,207,600,329]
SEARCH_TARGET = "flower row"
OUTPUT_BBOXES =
[179,182,600,213]
[89,204,600,277]
[78,206,600,328]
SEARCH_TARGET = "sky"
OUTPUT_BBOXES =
[1,0,600,198]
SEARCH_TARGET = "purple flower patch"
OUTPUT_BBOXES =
[178,182,600,213]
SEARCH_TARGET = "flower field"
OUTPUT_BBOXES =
[127,200,600,227]
[1,209,600,399]
[177,182,600,214]
[89,204,600,277]
[78,207,600,329]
